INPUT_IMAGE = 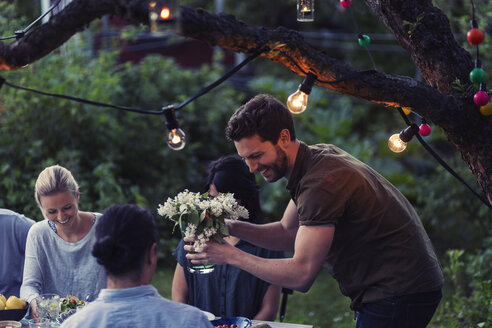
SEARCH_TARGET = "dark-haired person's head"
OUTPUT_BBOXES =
[92,204,159,281]
[205,155,265,224]
[225,94,296,144]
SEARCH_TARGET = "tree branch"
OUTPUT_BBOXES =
[0,0,490,203]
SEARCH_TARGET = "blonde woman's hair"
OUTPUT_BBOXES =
[35,165,79,207]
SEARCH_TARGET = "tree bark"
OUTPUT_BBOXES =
[0,0,490,204]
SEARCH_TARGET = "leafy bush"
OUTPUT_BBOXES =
[431,239,492,327]
[0,7,242,264]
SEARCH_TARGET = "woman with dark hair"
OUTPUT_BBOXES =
[172,155,283,320]
[61,204,211,328]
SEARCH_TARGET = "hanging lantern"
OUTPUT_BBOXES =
[149,0,180,35]
[297,0,314,22]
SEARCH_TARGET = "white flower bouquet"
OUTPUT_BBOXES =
[157,189,249,252]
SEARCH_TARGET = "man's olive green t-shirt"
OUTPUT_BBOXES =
[286,143,443,309]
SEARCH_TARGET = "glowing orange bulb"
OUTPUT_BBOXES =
[168,128,186,151]
[286,90,309,114]
[388,134,407,153]
[160,7,170,20]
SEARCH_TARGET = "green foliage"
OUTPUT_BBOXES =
[0,4,241,265]
[1,3,491,325]
[403,12,426,35]
[431,241,492,327]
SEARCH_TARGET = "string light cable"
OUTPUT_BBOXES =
[0,0,63,41]
[395,107,491,209]
[341,0,377,70]
[0,46,267,151]
[0,46,266,115]
[0,3,488,204]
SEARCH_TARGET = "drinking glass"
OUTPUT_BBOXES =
[35,294,60,322]
[28,318,50,328]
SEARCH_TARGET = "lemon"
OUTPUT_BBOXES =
[0,294,6,308]
[5,295,26,309]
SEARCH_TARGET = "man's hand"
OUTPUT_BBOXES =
[184,238,236,265]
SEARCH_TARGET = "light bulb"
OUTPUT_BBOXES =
[287,90,309,114]
[168,128,186,150]
[286,72,317,114]
[388,124,419,153]
[388,134,407,153]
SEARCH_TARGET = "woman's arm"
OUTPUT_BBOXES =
[252,283,282,321]
[171,263,189,304]
[20,229,42,317]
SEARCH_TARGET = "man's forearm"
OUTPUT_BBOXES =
[229,220,296,251]
[226,248,315,292]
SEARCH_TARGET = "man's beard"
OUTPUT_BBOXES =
[258,145,288,183]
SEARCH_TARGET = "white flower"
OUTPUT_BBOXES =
[209,198,224,217]
[203,227,217,238]
[193,239,207,253]
[157,198,178,217]
[157,189,249,246]
[184,224,197,239]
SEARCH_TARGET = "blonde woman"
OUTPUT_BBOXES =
[21,165,106,316]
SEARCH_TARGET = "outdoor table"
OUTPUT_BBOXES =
[252,320,314,328]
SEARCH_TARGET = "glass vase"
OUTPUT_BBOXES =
[185,242,214,274]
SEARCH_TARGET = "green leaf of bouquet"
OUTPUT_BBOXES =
[212,234,224,243]
[188,210,200,225]
[219,224,229,236]
[177,217,183,233]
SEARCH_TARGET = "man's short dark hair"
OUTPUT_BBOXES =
[225,94,296,144]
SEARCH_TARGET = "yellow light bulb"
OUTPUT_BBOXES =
[286,90,309,114]
[388,133,407,153]
[168,128,186,151]
[480,102,492,116]
[401,107,411,115]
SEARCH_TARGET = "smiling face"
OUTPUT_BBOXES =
[234,134,289,183]
[39,191,79,226]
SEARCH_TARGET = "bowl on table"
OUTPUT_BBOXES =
[0,307,28,321]
[211,317,252,328]
[0,320,22,328]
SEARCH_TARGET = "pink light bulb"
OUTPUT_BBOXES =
[419,123,431,136]
[474,90,489,107]
[340,0,351,8]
